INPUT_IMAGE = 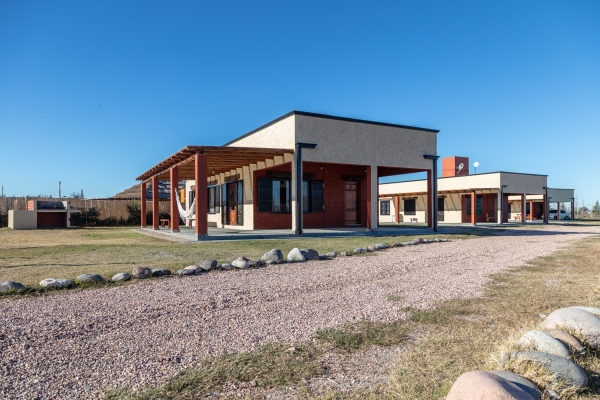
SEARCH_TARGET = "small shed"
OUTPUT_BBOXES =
[8,200,71,229]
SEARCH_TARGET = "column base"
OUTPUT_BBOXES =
[153,227,160,231]
[196,233,208,241]
[171,229,180,233]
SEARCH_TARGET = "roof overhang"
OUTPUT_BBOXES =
[137,146,294,182]
[379,187,500,198]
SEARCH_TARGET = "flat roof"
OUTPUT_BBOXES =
[380,171,549,186]
[223,110,440,146]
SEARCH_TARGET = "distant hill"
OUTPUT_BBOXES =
[112,180,185,200]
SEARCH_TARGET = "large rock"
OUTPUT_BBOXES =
[374,243,386,250]
[542,307,600,348]
[353,248,363,254]
[199,259,218,271]
[503,351,588,388]
[300,249,319,260]
[261,249,284,263]
[183,265,204,275]
[247,259,265,268]
[176,269,195,276]
[0,281,25,292]
[39,278,72,288]
[518,330,570,358]
[325,252,337,257]
[287,248,305,262]
[232,257,250,269]
[132,266,152,279]
[446,370,535,400]
[112,272,131,282]
[544,329,586,357]
[75,274,104,283]
[489,370,541,400]
[220,263,234,271]
[572,306,600,316]
[151,268,171,277]
[367,245,376,252]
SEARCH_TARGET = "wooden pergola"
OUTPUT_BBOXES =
[136,146,293,239]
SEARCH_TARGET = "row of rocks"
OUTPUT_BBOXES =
[1,238,448,293]
[447,306,600,399]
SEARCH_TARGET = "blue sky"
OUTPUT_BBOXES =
[1,1,599,206]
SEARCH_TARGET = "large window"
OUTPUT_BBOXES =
[404,199,416,215]
[466,196,483,216]
[380,200,390,215]
[207,186,219,214]
[258,178,323,213]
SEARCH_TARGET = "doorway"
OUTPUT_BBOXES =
[227,182,238,226]
[438,197,445,222]
[345,182,359,225]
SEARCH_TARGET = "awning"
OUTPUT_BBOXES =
[137,146,294,182]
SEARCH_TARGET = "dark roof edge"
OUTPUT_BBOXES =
[223,110,440,146]
[380,171,549,185]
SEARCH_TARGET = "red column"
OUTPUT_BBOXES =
[571,201,574,220]
[556,202,560,221]
[542,195,547,223]
[140,182,147,228]
[366,165,372,230]
[152,175,159,230]
[394,196,400,223]
[471,191,476,225]
[195,153,208,238]
[521,194,526,224]
[427,171,433,228]
[170,166,180,232]
[529,200,533,221]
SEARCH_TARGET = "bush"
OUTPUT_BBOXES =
[70,208,101,227]
[0,213,7,228]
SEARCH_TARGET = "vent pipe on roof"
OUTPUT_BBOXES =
[58,181,61,199]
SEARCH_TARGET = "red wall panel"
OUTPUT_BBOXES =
[37,212,67,229]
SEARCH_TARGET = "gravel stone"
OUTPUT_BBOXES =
[39,278,72,288]
[112,273,131,282]
[132,266,152,279]
[75,274,104,283]
[0,281,25,292]
[1,225,597,399]
[261,249,284,263]
[199,259,218,271]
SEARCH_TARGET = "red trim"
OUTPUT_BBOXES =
[427,171,433,228]
[140,182,147,227]
[152,176,159,229]
[170,167,180,232]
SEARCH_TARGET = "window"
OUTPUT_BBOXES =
[207,186,219,214]
[404,199,416,215]
[188,190,196,209]
[466,196,483,216]
[380,200,390,215]
[257,178,323,213]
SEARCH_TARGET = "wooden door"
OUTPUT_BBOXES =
[345,182,359,225]
[228,182,237,225]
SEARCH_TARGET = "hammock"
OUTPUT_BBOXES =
[176,194,196,225]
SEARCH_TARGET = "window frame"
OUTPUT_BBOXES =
[403,199,416,215]
[380,200,390,215]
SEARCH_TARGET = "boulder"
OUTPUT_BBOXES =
[446,370,535,400]
[353,248,363,254]
[0,281,25,292]
[151,268,165,277]
[374,244,386,250]
[502,351,588,388]
[367,245,376,252]
[318,255,327,260]
[220,263,234,270]
[300,249,319,260]
[265,260,277,265]
[489,370,541,400]
[39,278,72,288]
[434,238,441,242]
[112,272,131,282]
[571,306,600,316]
[340,252,347,256]
[247,259,265,268]
[75,274,104,283]
[287,248,305,262]
[159,269,171,276]
[199,259,218,271]
[542,307,600,348]
[132,266,152,279]
[325,252,337,257]
[261,249,284,263]
[183,265,204,275]
[176,269,195,276]
[518,330,571,358]
[544,329,586,357]
[232,257,250,269]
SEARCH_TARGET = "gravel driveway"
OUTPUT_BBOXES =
[1,225,599,399]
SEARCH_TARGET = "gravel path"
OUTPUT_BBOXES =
[1,225,599,399]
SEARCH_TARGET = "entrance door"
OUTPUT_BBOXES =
[438,198,445,222]
[344,182,359,225]
[228,182,237,226]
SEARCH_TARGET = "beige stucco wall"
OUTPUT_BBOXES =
[8,210,37,229]
[548,188,575,203]
[500,174,547,195]
[225,114,296,149]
